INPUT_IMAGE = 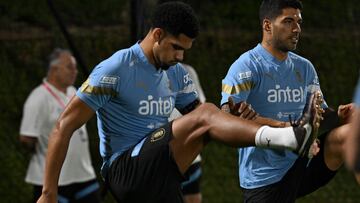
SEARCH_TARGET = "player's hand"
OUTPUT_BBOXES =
[228,97,258,120]
[308,139,321,158]
[37,194,57,203]
[338,103,355,124]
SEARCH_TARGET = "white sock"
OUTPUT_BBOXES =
[255,126,298,150]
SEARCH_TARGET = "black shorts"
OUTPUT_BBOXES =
[106,122,184,203]
[242,132,337,203]
[181,162,202,195]
[33,179,100,203]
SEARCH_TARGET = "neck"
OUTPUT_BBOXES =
[261,40,288,61]
[46,78,67,94]
[139,33,157,67]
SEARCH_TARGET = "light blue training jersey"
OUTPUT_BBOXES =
[76,43,198,175]
[221,44,327,189]
[354,77,360,106]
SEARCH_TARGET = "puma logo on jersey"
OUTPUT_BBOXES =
[183,73,192,84]
[267,85,304,103]
[138,95,174,115]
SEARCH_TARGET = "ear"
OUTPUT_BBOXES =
[263,19,272,33]
[152,28,163,42]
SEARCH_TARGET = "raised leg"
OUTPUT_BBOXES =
[170,103,260,173]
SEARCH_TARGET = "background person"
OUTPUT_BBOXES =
[19,48,100,203]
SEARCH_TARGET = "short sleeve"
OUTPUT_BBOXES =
[221,57,257,105]
[76,63,120,112]
[305,61,328,109]
[173,64,198,110]
[20,89,47,137]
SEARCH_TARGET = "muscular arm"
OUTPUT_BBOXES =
[38,96,95,202]
[221,103,289,128]
[352,109,360,178]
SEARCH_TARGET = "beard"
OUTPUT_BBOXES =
[272,34,299,53]
[154,58,172,70]
[159,64,171,70]
[275,40,296,53]
[153,55,177,70]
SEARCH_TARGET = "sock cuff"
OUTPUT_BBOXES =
[255,125,270,146]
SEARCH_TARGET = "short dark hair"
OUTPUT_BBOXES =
[259,0,303,23]
[151,1,199,38]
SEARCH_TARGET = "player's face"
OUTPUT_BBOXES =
[271,8,302,52]
[153,31,193,70]
[55,53,78,87]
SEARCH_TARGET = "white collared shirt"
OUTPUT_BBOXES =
[20,79,96,185]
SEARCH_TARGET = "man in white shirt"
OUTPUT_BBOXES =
[19,48,100,203]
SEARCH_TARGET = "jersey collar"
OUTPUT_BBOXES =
[131,42,163,74]
[255,43,289,66]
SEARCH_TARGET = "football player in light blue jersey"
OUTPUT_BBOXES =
[221,0,354,202]
[77,45,197,168]
[37,2,323,203]
[344,77,360,184]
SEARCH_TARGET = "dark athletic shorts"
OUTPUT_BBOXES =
[242,132,337,203]
[181,162,202,195]
[106,122,185,203]
[33,179,100,203]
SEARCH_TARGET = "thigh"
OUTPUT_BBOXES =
[240,133,338,203]
[58,179,101,203]
[107,122,184,203]
[72,180,101,203]
[297,132,337,197]
[33,185,42,203]
[181,162,202,195]
[242,157,307,203]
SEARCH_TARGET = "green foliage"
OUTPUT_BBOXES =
[0,0,359,202]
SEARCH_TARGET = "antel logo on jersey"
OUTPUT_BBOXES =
[267,85,304,103]
[139,95,174,115]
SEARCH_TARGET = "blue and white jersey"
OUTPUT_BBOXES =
[354,77,360,106]
[221,44,327,189]
[77,43,198,174]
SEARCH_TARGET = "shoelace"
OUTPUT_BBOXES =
[289,114,300,127]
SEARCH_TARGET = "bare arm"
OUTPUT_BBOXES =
[221,98,289,128]
[37,96,95,203]
[354,109,360,183]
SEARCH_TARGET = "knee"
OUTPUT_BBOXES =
[186,103,219,127]
[326,123,351,145]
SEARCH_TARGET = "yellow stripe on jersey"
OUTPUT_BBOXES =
[222,81,255,94]
[80,78,118,97]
